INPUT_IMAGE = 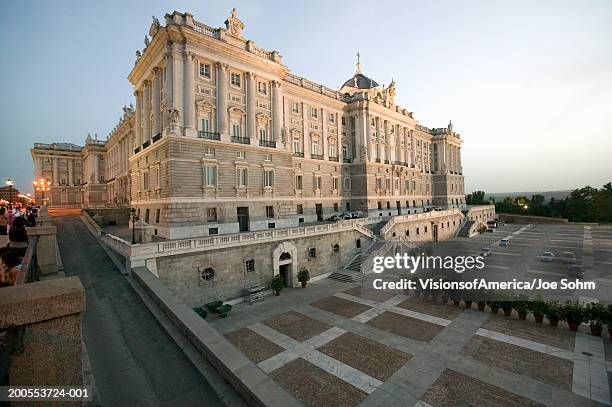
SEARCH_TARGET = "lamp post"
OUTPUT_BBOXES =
[33,178,51,206]
[130,207,137,244]
[5,177,14,204]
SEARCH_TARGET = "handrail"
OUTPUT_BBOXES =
[14,235,39,285]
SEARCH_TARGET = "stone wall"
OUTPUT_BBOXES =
[383,212,465,242]
[86,207,131,226]
[498,213,569,224]
[155,230,371,305]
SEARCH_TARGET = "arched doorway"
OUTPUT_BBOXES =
[273,242,298,287]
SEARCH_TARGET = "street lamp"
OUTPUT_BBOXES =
[130,207,137,244]
[33,178,51,206]
[5,177,14,204]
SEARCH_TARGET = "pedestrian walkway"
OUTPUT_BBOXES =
[54,215,225,406]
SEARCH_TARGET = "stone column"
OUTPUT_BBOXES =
[375,117,381,161]
[183,52,196,137]
[164,51,173,118]
[135,90,143,147]
[172,45,184,127]
[410,131,416,168]
[363,110,372,162]
[272,80,282,142]
[152,67,162,137]
[52,157,59,186]
[302,102,310,159]
[216,62,229,137]
[396,125,402,163]
[336,113,342,161]
[458,145,462,174]
[143,80,151,143]
[68,159,74,186]
[36,157,43,179]
[384,120,390,163]
[94,154,99,184]
[246,72,257,140]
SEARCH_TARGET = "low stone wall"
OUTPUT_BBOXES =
[498,213,569,224]
[0,276,85,402]
[382,211,465,242]
[156,229,370,306]
[131,267,298,407]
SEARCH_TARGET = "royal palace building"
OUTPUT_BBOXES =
[33,9,466,240]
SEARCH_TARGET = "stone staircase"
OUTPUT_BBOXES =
[329,239,388,282]
[457,220,475,237]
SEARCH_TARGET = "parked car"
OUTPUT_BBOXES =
[351,211,363,219]
[568,264,584,279]
[480,247,492,257]
[340,212,353,220]
[561,252,576,264]
[487,220,498,229]
[499,239,510,247]
[327,214,343,221]
[540,251,555,262]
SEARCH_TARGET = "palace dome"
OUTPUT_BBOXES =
[341,73,379,89]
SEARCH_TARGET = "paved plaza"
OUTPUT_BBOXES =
[211,223,612,406]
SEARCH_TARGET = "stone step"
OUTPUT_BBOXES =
[329,271,363,283]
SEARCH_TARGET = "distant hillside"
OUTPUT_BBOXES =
[485,190,572,202]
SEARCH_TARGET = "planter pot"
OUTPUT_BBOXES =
[453,300,460,306]
[464,301,473,309]
[517,310,528,320]
[503,308,512,317]
[549,317,559,327]
[568,321,580,332]
[477,302,486,311]
[491,305,500,314]
[589,324,603,336]
[274,290,281,296]
[534,312,544,323]
[301,282,307,288]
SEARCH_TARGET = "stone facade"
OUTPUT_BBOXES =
[31,107,134,208]
[128,9,466,239]
[155,229,371,306]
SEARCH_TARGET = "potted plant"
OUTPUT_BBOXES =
[544,301,561,327]
[271,274,284,296]
[514,295,529,320]
[297,267,310,288]
[529,298,546,323]
[477,300,487,311]
[586,302,604,336]
[560,301,585,332]
[488,300,500,315]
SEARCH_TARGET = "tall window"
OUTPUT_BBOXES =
[266,205,274,218]
[264,170,274,187]
[329,144,337,158]
[292,102,299,114]
[258,81,267,95]
[232,123,241,138]
[329,113,335,123]
[332,177,338,190]
[342,145,347,158]
[297,204,303,214]
[201,118,210,132]
[199,63,211,78]
[311,107,318,118]
[311,139,319,155]
[230,72,241,87]
[344,177,351,190]
[204,166,217,186]
[259,128,267,141]
[237,168,248,187]
[207,208,217,222]
[295,175,303,190]
[292,138,301,153]
[143,172,149,190]
[315,176,322,190]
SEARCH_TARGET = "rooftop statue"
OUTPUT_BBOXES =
[149,16,161,37]
[224,8,245,38]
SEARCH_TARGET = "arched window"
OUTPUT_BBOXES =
[199,267,215,281]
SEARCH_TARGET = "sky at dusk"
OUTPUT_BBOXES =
[1,0,611,194]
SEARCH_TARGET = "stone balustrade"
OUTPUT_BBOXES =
[380,209,463,237]
[0,277,85,399]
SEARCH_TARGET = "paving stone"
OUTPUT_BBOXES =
[225,328,285,363]
[263,310,333,342]
[344,286,398,303]
[366,311,444,343]
[482,314,575,351]
[270,357,368,407]
[422,369,544,407]
[311,295,373,319]
[318,332,412,382]
[462,336,573,390]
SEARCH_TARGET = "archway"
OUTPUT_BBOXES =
[273,242,298,287]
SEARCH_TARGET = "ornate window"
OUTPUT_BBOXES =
[264,170,274,187]
[230,72,241,87]
[199,63,211,79]
[199,266,215,281]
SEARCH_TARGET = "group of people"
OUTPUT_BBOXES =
[0,204,39,287]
